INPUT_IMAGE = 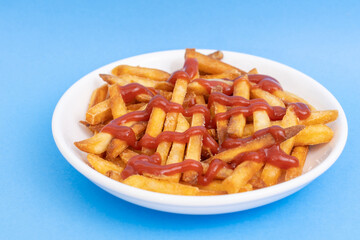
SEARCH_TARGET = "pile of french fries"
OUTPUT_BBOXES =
[75,49,338,196]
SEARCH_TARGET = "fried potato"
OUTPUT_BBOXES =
[123,175,200,195]
[294,124,334,146]
[185,48,246,74]
[86,99,112,125]
[112,65,170,81]
[206,125,305,163]
[87,154,123,175]
[88,84,108,109]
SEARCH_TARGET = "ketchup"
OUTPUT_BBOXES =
[101,95,213,147]
[139,126,219,154]
[121,154,225,186]
[192,79,233,95]
[229,144,298,169]
[208,92,310,121]
[118,83,154,103]
[222,126,286,150]
[248,74,283,93]
[167,58,199,84]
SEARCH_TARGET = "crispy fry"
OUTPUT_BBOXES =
[75,121,140,154]
[165,114,190,182]
[109,84,127,119]
[75,132,113,154]
[261,106,298,186]
[248,68,258,74]
[223,161,264,193]
[100,74,174,92]
[294,124,334,146]
[273,90,316,111]
[200,69,241,80]
[106,122,147,159]
[251,88,285,107]
[206,125,305,163]
[212,86,229,145]
[88,84,108,109]
[79,121,105,134]
[185,48,246,74]
[207,50,224,60]
[285,146,309,181]
[119,149,139,164]
[112,65,170,81]
[123,175,200,195]
[300,110,338,125]
[106,170,123,182]
[87,154,123,175]
[127,102,147,111]
[182,95,206,183]
[227,75,250,138]
[86,99,112,125]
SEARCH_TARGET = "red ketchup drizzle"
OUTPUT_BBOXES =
[229,144,299,169]
[289,102,311,120]
[192,79,233,95]
[222,126,286,150]
[208,92,287,121]
[121,154,225,185]
[139,126,219,154]
[248,74,283,93]
[118,83,154,103]
[167,58,199,84]
[101,95,212,147]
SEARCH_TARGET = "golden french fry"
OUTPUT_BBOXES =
[79,121,105,134]
[185,48,246,74]
[261,107,298,186]
[165,114,190,182]
[294,124,334,146]
[206,125,305,163]
[88,84,108,109]
[127,102,147,111]
[273,90,316,111]
[211,87,229,145]
[227,75,250,138]
[86,99,112,125]
[112,65,170,81]
[106,122,147,159]
[285,146,309,181]
[106,170,123,182]
[182,96,206,183]
[119,148,139,164]
[123,175,200,195]
[100,74,174,92]
[223,161,263,193]
[250,88,285,107]
[248,68,258,74]
[87,154,123,175]
[300,110,338,125]
[207,50,224,60]
[200,69,241,80]
[75,121,138,154]
[109,84,127,119]
[75,132,113,154]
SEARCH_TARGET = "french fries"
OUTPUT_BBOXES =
[74,49,338,196]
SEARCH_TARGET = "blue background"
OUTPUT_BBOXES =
[1,1,359,239]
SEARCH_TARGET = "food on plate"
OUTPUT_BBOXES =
[74,49,338,195]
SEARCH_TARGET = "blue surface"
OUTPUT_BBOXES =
[1,1,359,239]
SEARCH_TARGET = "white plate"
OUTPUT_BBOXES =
[52,50,348,214]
